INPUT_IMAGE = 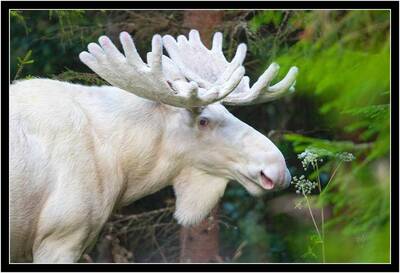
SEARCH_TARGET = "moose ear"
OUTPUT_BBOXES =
[173,168,228,226]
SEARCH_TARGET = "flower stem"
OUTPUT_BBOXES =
[316,164,326,263]
[304,194,322,241]
[323,161,342,192]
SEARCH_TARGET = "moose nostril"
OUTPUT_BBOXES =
[260,171,275,190]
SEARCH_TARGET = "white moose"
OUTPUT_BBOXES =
[10,30,297,263]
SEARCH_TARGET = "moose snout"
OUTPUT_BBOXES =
[259,161,291,190]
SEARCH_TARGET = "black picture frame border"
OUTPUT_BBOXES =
[1,1,398,272]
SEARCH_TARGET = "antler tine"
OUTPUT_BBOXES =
[222,64,298,105]
[79,32,244,109]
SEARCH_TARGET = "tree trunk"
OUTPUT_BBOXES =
[179,10,224,263]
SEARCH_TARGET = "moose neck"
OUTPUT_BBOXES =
[85,86,188,207]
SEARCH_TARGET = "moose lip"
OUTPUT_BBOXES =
[260,171,275,190]
[236,171,274,191]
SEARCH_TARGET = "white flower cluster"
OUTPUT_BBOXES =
[337,152,355,162]
[291,175,318,195]
[297,149,323,170]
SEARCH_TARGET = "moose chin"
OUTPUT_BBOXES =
[10,29,297,263]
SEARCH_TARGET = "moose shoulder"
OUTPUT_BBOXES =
[10,30,297,263]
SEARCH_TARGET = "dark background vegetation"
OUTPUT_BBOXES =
[10,10,390,263]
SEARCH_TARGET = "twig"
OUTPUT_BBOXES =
[232,241,247,261]
[110,206,174,224]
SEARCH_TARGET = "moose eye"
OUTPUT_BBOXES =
[198,117,209,127]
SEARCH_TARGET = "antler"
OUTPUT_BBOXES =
[162,29,298,106]
[79,32,245,109]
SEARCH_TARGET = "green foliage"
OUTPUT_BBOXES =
[48,10,86,43]
[14,50,34,81]
[52,68,107,86]
[10,10,28,33]
[343,104,390,162]
[284,133,370,154]
[10,10,109,79]
[221,10,390,263]
[249,11,284,31]
[236,212,271,262]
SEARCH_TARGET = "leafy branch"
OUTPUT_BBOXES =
[13,50,34,82]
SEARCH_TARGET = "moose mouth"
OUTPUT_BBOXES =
[236,170,275,192]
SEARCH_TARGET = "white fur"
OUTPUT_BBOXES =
[10,78,289,263]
